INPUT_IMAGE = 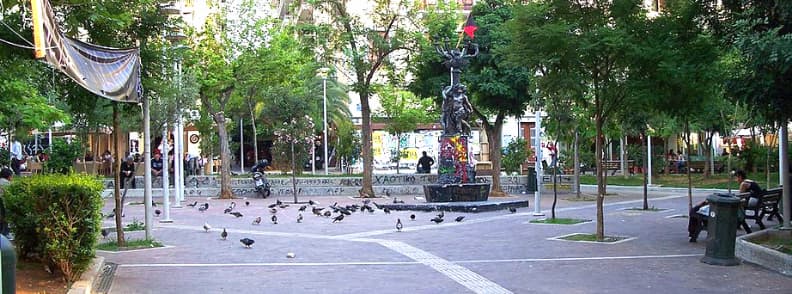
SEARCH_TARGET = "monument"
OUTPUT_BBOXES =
[423,38,491,202]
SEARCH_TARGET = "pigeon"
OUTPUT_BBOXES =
[271,215,278,224]
[410,214,416,221]
[252,216,262,225]
[297,213,303,223]
[332,214,344,223]
[245,201,250,207]
[430,217,444,224]
[298,205,307,212]
[383,207,391,214]
[229,202,236,209]
[276,199,283,206]
[230,211,244,218]
[393,197,404,204]
[362,199,371,205]
[240,238,255,248]
[268,203,278,209]
[203,222,211,232]
[187,201,198,207]
[308,200,318,206]
[396,219,403,232]
[437,211,445,219]
[509,207,517,214]
[323,210,332,217]
[270,208,278,214]
[221,228,228,240]
[279,204,289,209]
[337,207,351,215]
[198,205,208,213]
[385,190,392,197]
[155,209,161,217]
[312,207,322,216]
[373,202,384,210]
[224,207,233,214]
[101,228,109,239]
[455,216,465,222]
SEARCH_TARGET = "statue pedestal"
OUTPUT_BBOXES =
[423,183,491,202]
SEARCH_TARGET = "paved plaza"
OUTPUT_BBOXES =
[97,187,792,293]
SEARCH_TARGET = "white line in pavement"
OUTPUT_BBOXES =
[456,253,702,264]
[378,240,513,294]
[118,261,421,268]
[336,194,689,239]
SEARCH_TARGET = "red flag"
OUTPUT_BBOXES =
[463,13,478,39]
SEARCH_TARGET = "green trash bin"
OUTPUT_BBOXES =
[1,234,15,293]
[701,193,741,266]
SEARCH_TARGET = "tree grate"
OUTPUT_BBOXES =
[92,262,118,294]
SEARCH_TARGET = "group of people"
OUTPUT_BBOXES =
[8,140,50,175]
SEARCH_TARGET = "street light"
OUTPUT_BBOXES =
[317,67,330,175]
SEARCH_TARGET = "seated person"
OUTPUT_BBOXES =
[688,169,761,242]
[120,157,136,189]
[151,152,164,177]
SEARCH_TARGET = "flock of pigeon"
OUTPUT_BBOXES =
[198,197,519,249]
[105,196,519,249]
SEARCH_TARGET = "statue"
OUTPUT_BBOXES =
[441,83,473,135]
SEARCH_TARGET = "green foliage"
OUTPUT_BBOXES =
[530,218,590,225]
[502,138,529,174]
[97,239,163,251]
[124,218,146,231]
[44,138,84,174]
[4,174,103,283]
[335,119,361,173]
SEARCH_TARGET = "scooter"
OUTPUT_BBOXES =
[252,171,271,198]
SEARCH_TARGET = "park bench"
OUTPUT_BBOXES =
[686,161,724,173]
[740,187,784,230]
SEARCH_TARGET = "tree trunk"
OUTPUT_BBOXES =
[215,112,233,199]
[112,104,125,247]
[595,104,605,241]
[291,142,298,203]
[249,108,259,165]
[395,133,401,174]
[485,114,506,196]
[574,130,581,199]
[360,89,375,197]
[703,131,711,178]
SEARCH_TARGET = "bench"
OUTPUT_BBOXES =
[686,161,724,173]
[740,188,784,230]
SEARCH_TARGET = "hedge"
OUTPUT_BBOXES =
[4,174,103,283]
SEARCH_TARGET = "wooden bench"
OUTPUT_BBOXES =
[739,187,784,230]
[686,161,724,173]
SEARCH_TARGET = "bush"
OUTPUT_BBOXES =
[4,174,103,283]
[44,138,83,174]
[502,138,530,174]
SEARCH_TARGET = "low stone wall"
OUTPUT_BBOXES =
[101,174,548,198]
[736,229,792,276]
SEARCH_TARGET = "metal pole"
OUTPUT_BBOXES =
[143,95,153,240]
[323,77,328,175]
[162,127,170,209]
[311,146,315,174]
[160,123,172,222]
[175,116,184,204]
[48,128,52,152]
[780,124,790,229]
[240,118,244,174]
[534,110,544,216]
[779,129,783,186]
[648,134,652,186]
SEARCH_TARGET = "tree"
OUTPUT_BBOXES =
[376,87,434,173]
[310,0,419,197]
[189,16,236,199]
[508,0,645,240]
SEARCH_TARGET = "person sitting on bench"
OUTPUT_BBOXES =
[688,169,761,242]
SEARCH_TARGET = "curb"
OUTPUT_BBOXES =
[66,256,105,294]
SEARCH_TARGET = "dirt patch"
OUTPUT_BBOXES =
[16,259,68,294]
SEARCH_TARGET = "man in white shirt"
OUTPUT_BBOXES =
[9,140,23,175]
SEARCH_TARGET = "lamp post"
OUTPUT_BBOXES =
[317,67,330,175]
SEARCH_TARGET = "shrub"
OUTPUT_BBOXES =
[44,138,83,174]
[502,138,530,174]
[4,174,103,283]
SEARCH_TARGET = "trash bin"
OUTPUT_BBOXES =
[701,193,741,266]
[1,234,16,293]
[526,169,537,193]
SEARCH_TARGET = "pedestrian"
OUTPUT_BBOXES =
[9,140,23,175]
[417,151,434,174]
[0,168,13,237]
